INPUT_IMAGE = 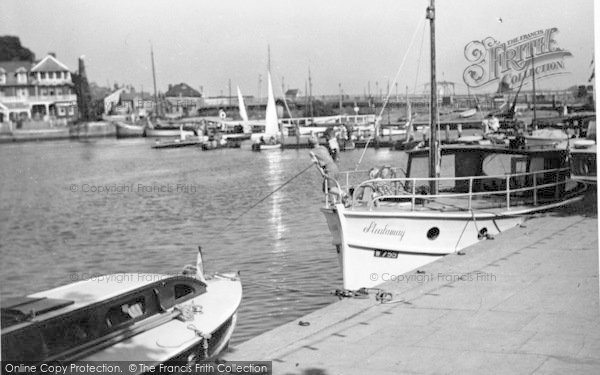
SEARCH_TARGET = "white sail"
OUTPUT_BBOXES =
[237,86,249,123]
[237,86,251,133]
[265,72,279,137]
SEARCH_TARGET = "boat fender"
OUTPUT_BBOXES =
[187,324,212,360]
[477,228,494,240]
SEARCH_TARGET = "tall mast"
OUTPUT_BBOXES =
[267,44,271,72]
[530,44,537,127]
[426,0,438,194]
[150,44,159,117]
[308,66,314,119]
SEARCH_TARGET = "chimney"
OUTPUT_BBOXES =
[78,56,87,78]
[48,52,56,58]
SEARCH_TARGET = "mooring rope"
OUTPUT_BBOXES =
[226,163,314,229]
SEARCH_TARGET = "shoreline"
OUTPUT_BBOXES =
[222,190,599,374]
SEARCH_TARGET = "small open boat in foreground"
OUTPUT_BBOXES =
[2,250,242,367]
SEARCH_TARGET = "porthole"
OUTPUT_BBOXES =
[427,227,440,240]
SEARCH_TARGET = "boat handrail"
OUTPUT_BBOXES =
[333,167,573,211]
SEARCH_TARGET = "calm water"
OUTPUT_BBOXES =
[0,138,403,344]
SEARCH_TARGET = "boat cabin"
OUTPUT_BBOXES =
[405,145,571,197]
[1,275,207,362]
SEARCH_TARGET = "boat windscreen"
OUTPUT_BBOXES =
[1,297,74,328]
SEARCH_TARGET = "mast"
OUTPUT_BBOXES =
[426,0,438,194]
[150,44,159,117]
[530,44,537,128]
[308,67,314,119]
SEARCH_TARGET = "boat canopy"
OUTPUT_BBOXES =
[1,275,207,362]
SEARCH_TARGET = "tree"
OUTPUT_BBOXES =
[72,57,93,121]
[0,36,35,61]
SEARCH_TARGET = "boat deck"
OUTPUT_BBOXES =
[223,192,600,374]
[347,190,585,216]
[343,179,586,217]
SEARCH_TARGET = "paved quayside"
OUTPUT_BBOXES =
[223,190,600,374]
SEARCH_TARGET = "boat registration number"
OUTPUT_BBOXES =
[374,250,398,259]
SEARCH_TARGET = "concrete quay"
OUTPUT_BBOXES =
[224,190,599,374]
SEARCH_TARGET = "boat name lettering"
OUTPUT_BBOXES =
[362,221,405,241]
[463,27,572,90]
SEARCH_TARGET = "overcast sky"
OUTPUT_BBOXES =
[0,0,596,97]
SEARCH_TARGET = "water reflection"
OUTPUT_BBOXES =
[265,151,285,253]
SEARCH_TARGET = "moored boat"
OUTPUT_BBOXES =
[524,128,570,148]
[312,0,587,291]
[115,121,145,138]
[252,72,282,152]
[145,127,195,138]
[252,142,282,151]
[152,139,203,149]
[1,251,242,367]
[570,120,597,183]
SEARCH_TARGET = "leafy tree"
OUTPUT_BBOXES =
[0,36,35,61]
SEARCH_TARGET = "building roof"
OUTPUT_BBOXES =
[165,83,201,98]
[31,55,70,72]
[120,92,154,101]
[0,61,33,85]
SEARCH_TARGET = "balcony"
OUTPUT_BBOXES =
[0,94,77,104]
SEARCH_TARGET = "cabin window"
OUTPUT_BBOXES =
[105,297,145,327]
[510,157,528,190]
[439,154,455,191]
[407,155,428,178]
[43,317,93,356]
[174,283,195,300]
[482,154,523,176]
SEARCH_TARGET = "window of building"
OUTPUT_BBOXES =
[41,72,46,79]
[58,106,66,116]
[68,107,74,115]
[0,74,5,84]
[17,73,27,84]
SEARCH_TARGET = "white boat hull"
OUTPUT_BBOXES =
[252,143,282,151]
[145,128,195,138]
[322,199,577,290]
